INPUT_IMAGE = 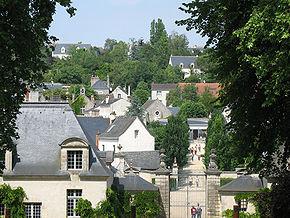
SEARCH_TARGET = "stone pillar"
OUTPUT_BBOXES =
[155,149,171,218]
[171,157,179,188]
[205,149,221,218]
[5,150,13,171]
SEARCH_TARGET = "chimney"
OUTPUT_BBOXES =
[90,95,94,102]
[127,85,131,96]
[80,87,85,96]
[109,112,116,125]
[105,95,109,104]
[107,74,110,89]
[91,75,99,87]
[96,130,100,149]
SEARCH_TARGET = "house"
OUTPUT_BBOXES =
[52,43,92,59]
[98,116,155,152]
[88,96,131,118]
[178,82,220,97]
[169,55,201,79]
[1,102,112,218]
[143,99,172,123]
[111,86,131,101]
[90,75,110,95]
[151,83,177,106]
[219,175,265,214]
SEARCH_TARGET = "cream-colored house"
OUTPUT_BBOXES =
[143,99,172,123]
[96,97,131,118]
[98,116,155,152]
[111,86,130,101]
[151,83,177,106]
[1,102,112,218]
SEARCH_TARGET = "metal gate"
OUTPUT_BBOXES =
[170,173,206,218]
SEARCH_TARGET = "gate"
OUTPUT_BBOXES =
[170,173,206,218]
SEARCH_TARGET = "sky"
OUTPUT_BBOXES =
[49,0,207,48]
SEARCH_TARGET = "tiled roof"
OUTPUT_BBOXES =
[52,43,91,55]
[113,172,158,192]
[100,116,136,139]
[4,102,110,177]
[123,151,160,170]
[170,56,197,68]
[219,175,263,192]
[77,117,110,146]
[151,83,177,91]
[178,82,220,97]
[91,80,109,91]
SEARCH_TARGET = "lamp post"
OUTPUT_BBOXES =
[187,177,193,218]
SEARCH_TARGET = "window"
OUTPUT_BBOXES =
[238,199,248,211]
[67,151,83,170]
[134,130,139,138]
[67,190,82,218]
[0,204,4,216]
[24,203,41,218]
[179,63,184,68]
[151,178,155,184]
[113,145,116,152]
[118,94,121,98]
[102,145,105,151]
[156,90,162,95]
[155,111,160,116]
[61,47,66,54]
[190,63,195,68]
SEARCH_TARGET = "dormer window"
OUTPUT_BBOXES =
[67,151,83,170]
[190,63,195,68]
[61,47,66,54]
[179,63,184,68]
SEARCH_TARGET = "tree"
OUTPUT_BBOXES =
[198,88,217,115]
[147,121,166,150]
[168,31,191,56]
[161,116,189,167]
[204,110,241,170]
[133,81,150,105]
[126,97,145,119]
[104,38,118,52]
[0,1,75,154]
[167,84,198,107]
[177,0,290,176]
[178,101,207,119]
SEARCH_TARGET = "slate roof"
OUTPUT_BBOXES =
[99,98,121,106]
[113,172,158,192]
[77,117,110,146]
[219,175,263,192]
[151,83,177,91]
[53,43,91,55]
[100,116,136,139]
[123,151,160,170]
[143,99,155,110]
[168,107,180,116]
[170,56,197,68]
[91,80,109,91]
[187,118,209,126]
[4,102,110,177]
[43,82,64,90]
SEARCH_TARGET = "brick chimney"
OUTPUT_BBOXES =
[91,75,99,87]
[96,130,100,149]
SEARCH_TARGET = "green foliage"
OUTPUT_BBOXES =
[147,121,166,150]
[178,101,207,119]
[0,184,26,217]
[134,191,161,218]
[204,110,242,170]
[167,85,198,107]
[0,0,75,153]
[168,31,191,56]
[126,97,145,119]
[220,178,234,187]
[161,116,189,167]
[198,88,217,115]
[222,209,259,218]
[42,88,68,101]
[76,188,161,218]
[71,95,86,115]
[177,0,290,177]
[133,81,150,105]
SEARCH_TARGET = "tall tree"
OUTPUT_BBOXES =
[178,101,207,119]
[168,31,191,56]
[133,81,150,105]
[0,0,75,153]
[178,1,290,215]
[126,97,145,119]
[162,116,189,167]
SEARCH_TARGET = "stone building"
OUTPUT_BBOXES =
[1,102,112,218]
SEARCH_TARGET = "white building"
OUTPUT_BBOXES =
[52,43,92,59]
[111,86,130,101]
[169,55,201,79]
[1,102,111,218]
[151,83,177,106]
[143,99,172,123]
[98,116,155,152]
